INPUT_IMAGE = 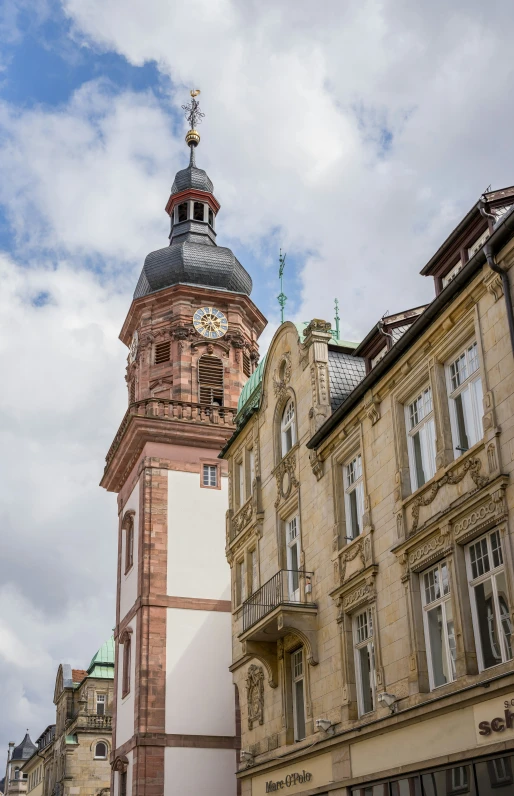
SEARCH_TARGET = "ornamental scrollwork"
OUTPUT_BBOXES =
[339,539,365,583]
[232,501,253,537]
[411,457,488,533]
[273,352,292,400]
[246,664,265,730]
[274,454,299,507]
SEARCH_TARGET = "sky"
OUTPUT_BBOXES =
[1,0,514,750]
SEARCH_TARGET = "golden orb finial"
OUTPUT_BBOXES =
[182,90,204,150]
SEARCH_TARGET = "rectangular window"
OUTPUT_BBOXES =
[286,516,301,601]
[193,201,204,221]
[421,561,456,689]
[344,455,364,540]
[96,693,106,716]
[154,340,171,364]
[236,559,246,606]
[202,464,217,488]
[122,637,131,698]
[442,260,463,289]
[468,228,490,258]
[467,529,512,670]
[208,208,214,227]
[249,549,258,596]
[406,386,436,491]
[235,459,244,507]
[447,342,483,456]
[177,202,188,223]
[370,347,387,368]
[353,608,376,715]
[248,448,255,497]
[291,648,306,741]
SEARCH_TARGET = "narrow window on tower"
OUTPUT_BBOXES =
[122,635,131,697]
[198,355,224,405]
[208,208,214,227]
[202,464,218,488]
[193,202,204,221]
[129,379,136,404]
[243,351,251,377]
[154,341,171,364]
[177,202,188,222]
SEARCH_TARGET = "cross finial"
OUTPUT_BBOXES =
[334,298,340,340]
[277,249,287,324]
[182,90,204,153]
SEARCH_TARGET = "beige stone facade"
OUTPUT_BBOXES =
[223,197,514,795]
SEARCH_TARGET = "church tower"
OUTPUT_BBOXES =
[101,92,266,796]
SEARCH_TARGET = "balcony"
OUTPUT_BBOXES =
[239,570,318,676]
[84,714,112,730]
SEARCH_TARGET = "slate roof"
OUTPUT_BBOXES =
[171,165,213,195]
[134,240,252,299]
[11,733,36,761]
[327,350,366,410]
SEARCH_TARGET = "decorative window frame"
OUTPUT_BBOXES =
[92,739,110,760]
[226,427,263,552]
[122,510,135,575]
[394,473,512,692]
[200,458,221,490]
[273,384,298,467]
[279,634,314,745]
[119,626,133,699]
[332,566,383,723]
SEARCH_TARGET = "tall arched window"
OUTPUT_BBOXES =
[123,512,134,574]
[198,355,223,406]
[281,399,296,456]
[121,630,132,698]
[94,742,108,760]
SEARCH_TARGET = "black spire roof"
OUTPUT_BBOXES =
[133,104,252,301]
[11,733,36,761]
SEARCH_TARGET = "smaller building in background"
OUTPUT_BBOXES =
[2,734,36,796]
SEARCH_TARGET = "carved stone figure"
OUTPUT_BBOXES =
[246,664,265,729]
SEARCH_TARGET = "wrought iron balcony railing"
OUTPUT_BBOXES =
[242,569,313,633]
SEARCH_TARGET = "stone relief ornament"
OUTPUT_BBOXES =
[309,449,324,481]
[411,457,488,533]
[232,500,253,537]
[246,664,265,730]
[273,352,292,401]
[274,454,299,507]
[339,539,366,584]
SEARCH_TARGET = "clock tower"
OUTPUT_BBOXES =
[102,93,266,796]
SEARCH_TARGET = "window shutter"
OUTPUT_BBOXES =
[198,355,224,405]
[155,341,171,364]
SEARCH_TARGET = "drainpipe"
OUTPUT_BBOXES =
[484,242,514,356]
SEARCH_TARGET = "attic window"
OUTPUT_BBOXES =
[442,260,463,288]
[468,229,490,258]
[370,347,387,368]
[243,351,251,377]
[193,202,204,221]
[198,355,224,405]
[208,208,214,226]
[154,341,171,365]
[177,202,188,223]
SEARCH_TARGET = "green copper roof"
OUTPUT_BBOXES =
[294,322,358,349]
[87,637,115,679]
[237,355,267,416]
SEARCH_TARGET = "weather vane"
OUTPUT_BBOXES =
[334,298,340,340]
[182,89,204,162]
[277,249,287,324]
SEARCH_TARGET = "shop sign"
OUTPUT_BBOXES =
[265,771,312,792]
[474,696,514,745]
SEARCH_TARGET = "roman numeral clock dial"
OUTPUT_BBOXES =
[193,307,229,339]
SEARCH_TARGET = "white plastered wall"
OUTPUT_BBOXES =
[167,470,230,600]
[116,615,136,748]
[119,480,139,622]
[165,608,235,736]
[164,748,236,796]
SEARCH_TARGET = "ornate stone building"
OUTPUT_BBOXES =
[222,186,514,795]
[42,638,114,796]
[101,94,266,795]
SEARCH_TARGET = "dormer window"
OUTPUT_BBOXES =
[193,201,204,222]
[442,260,463,289]
[468,229,490,258]
[177,202,188,223]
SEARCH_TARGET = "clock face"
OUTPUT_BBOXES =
[193,306,228,339]
[128,330,139,363]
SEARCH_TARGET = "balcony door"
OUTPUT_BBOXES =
[286,516,301,602]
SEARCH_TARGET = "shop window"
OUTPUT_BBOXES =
[477,756,513,792]
[177,202,188,222]
[286,516,301,601]
[96,693,106,716]
[154,341,171,364]
[193,201,204,221]
[421,765,475,796]
[344,454,364,540]
[467,529,512,670]
[281,399,296,456]
[406,386,436,491]
[446,342,483,456]
[291,648,306,741]
[94,742,107,759]
[421,560,456,689]
[198,355,223,405]
[353,608,376,715]
[202,464,218,488]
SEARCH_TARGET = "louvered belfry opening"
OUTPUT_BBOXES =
[243,351,251,377]
[155,341,171,364]
[129,380,136,403]
[198,354,224,406]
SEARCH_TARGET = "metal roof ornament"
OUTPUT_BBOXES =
[334,298,340,341]
[182,89,204,164]
[277,249,287,324]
